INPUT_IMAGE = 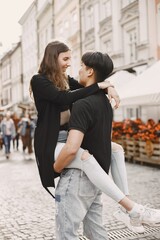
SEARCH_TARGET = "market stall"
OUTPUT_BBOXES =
[112,119,160,165]
[108,70,136,97]
[111,61,160,165]
[108,70,136,121]
[120,60,160,106]
[120,61,160,122]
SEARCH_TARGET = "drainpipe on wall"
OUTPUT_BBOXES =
[20,39,24,101]
[79,0,82,57]
[51,0,55,38]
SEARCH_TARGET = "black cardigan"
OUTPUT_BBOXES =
[31,74,99,191]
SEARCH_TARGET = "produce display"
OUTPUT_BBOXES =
[112,119,160,164]
[112,119,160,142]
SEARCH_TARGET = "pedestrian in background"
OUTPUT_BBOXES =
[0,114,4,150]
[18,112,35,156]
[1,111,16,159]
[12,112,20,151]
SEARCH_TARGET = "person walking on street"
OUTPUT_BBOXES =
[0,114,4,150]
[18,112,35,155]
[1,111,16,159]
[12,113,20,151]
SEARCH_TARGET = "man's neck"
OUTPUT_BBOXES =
[85,78,96,87]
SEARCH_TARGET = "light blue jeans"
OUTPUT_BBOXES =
[55,141,128,203]
[55,169,108,240]
[3,135,12,154]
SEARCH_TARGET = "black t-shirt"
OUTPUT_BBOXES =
[69,91,113,173]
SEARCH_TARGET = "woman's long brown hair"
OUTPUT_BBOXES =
[38,41,70,90]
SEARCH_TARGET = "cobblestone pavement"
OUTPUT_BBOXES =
[0,149,160,240]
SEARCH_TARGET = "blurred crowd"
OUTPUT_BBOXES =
[0,111,36,159]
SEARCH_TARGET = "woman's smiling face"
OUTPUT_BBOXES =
[58,50,71,73]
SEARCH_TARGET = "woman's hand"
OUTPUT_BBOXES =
[97,81,120,109]
[107,87,120,109]
[97,81,114,89]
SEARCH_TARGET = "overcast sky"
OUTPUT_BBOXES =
[0,0,34,54]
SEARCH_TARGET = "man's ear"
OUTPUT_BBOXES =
[87,68,94,77]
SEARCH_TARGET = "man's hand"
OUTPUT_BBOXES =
[107,87,120,109]
[53,162,62,173]
[53,130,84,173]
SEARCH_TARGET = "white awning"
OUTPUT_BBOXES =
[120,61,160,106]
[108,70,136,98]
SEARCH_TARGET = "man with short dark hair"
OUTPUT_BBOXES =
[54,51,160,239]
[54,51,113,239]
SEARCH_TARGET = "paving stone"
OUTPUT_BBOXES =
[0,149,160,240]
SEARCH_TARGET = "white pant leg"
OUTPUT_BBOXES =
[55,143,125,202]
[111,142,129,196]
[55,142,84,169]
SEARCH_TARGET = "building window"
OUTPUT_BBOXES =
[45,29,48,45]
[101,0,111,20]
[86,5,94,31]
[2,88,10,105]
[65,20,69,29]
[157,3,160,46]
[104,39,112,53]
[128,29,137,62]
[71,10,78,35]
[124,27,137,64]
[126,107,139,119]
[59,24,64,37]
[73,12,78,22]
[55,0,67,12]
[122,0,135,8]
[64,19,69,37]
[158,3,160,15]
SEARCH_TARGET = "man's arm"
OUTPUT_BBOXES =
[53,129,84,173]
